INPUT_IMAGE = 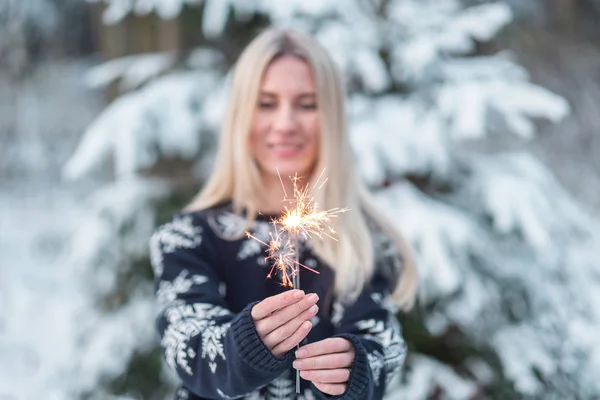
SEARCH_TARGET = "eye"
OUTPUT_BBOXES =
[299,103,317,110]
[259,101,276,109]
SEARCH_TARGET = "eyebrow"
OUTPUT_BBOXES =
[259,91,316,98]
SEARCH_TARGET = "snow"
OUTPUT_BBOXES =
[0,55,172,398]
[493,325,557,395]
[186,47,224,69]
[64,71,223,180]
[375,181,480,301]
[353,47,390,92]
[84,52,177,90]
[0,178,168,399]
[349,96,451,185]
[389,2,513,82]
[94,0,202,24]
[470,153,591,251]
[373,152,600,397]
[201,0,231,38]
[385,354,477,399]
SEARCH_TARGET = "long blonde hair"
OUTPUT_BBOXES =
[186,28,418,310]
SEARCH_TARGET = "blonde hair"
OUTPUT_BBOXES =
[186,28,418,310]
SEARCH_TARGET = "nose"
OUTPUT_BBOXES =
[272,104,297,134]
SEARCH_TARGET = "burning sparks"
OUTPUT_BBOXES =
[246,169,348,288]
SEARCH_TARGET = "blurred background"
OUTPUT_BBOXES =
[1,0,600,399]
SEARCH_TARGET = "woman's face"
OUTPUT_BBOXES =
[250,56,320,181]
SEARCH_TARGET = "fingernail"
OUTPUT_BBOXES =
[293,361,303,369]
[309,305,318,314]
[295,349,306,358]
[303,321,312,330]
[294,290,305,299]
[308,293,319,303]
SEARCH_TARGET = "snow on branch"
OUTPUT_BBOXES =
[84,52,177,90]
[374,180,481,301]
[350,96,452,186]
[390,1,513,82]
[91,0,203,24]
[63,71,223,180]
[386,354,478,400]
[84,48,223,90]
[467,152,591,251]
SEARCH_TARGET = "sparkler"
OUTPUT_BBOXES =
[246,168,348,393]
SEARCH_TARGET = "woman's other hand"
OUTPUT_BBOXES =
[293,338,356,396]
[251,290,319,358]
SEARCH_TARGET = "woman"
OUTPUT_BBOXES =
[150,28,418,400]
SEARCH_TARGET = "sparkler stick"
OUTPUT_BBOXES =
[292,230,300,394]
[246,168,348,393]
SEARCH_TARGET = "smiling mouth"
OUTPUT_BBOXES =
[268,143,302,150]
[268,143,303,157]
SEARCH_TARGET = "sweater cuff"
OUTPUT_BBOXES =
[311,333,372,400]
[230,301,295,374]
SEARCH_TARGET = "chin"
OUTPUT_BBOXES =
[274,163,311,176]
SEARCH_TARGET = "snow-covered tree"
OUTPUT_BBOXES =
[62,0,600,398]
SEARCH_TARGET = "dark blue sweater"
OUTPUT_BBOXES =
[150,202,407,400]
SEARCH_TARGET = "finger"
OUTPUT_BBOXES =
[295,338,353,358]
[251,290,304,320]
[312,382,346,396]
[293,352,354,370]
[299,368,350,384]
[270,320,312,357]
[255,293,319,335]
[263,303,318,349]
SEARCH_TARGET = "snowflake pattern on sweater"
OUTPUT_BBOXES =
[150,215,203,278]
[157,270,209,308]
[151,203,408,399]
[161,303,230,375]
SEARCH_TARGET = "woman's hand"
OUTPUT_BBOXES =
[251,290,319,358]
[293,338,356,396]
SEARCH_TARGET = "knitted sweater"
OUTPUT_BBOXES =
[150,202,407,400]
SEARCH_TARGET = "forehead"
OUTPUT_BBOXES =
[260,56,316,94]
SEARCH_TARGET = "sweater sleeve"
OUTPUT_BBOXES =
[150,213,294,399]
[311,235,408,400]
